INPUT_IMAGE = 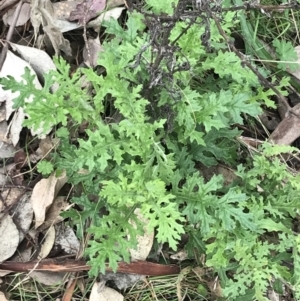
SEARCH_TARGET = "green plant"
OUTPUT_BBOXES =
[2,1,300,300]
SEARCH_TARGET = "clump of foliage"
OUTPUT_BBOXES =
[2,0,300,300]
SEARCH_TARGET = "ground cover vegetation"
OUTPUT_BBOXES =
[2,0,300,300]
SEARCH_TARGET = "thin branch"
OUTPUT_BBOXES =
[0,258,180,275]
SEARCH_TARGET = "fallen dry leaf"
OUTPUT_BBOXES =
[38,225,56,259]
[11,246,32,262]
[107,0,124,7]
[207,277,223,298]
[31,171,68,228]
[0,103,6,122]
[0,51,42,144]
[54,5,124,33]
[3,3,31,26]
[10,43,56,83]
[77,278,86,295]
[129,209,154,261]
[0,119,10,144]
[0,164,15,186]
[89,282,124,301]
[29,271,66,286]
[0,0,18,11]
[199,162,237,186]
[0,291,8,301]
[269,103,300,145]
[0,270,12,277]
[0,140,16,159]
[54,224,80,255]
[102,273,144,290]
[68,0,107,25]
[0,188,23,212]
[268,288,280,301]
[30,0,72,55]
[88,7,124,32]
[288,45,300,80]
[0,51,41,117]
[0,120,18,159]
[0,213,19,262]
[171,249,188,261]
[83,37,103,67]
[9,109,25,148]
[10,192,33,242]
[29,137,60,164]
[259,111,280,131]
[0,141,16,161]
[38,196,69,232]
